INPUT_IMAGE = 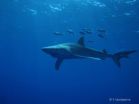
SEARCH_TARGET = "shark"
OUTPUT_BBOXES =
[42,37,136,70]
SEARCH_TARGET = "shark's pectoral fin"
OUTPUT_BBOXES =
[55,58,64,70]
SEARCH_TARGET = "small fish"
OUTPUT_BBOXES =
[81,28,89,31]
[79,31,86,35]
[97,29,106,33]
[81,28,92,34]
[81,28,91,31]
[98,34,105,38]
[135,30,139,33]
[67,29,74,34]
[86,30,92,34]
[53,32,63,36]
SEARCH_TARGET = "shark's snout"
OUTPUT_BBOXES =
[41,47,45,51]
[42,46,64,58]
[41,47,53,53]
[41,47,47,52]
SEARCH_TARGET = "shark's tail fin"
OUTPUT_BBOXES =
[112,50,136,67]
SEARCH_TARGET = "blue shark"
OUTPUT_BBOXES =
[42,37,136,70]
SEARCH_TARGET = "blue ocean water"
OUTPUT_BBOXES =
[0,0,139,104]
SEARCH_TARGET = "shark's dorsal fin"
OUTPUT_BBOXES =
[55,58,63,70]
[102,49,107,54]
[78,36,85,46]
